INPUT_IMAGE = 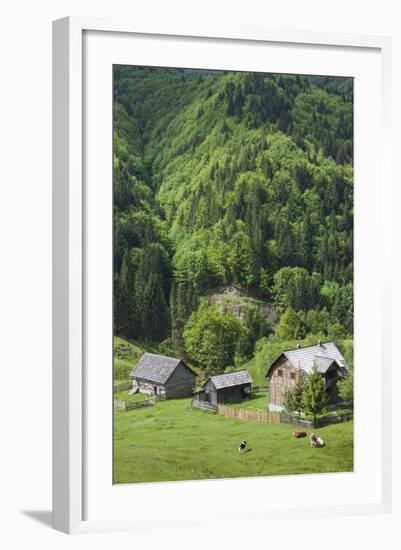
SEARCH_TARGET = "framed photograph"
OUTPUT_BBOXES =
[53,17,392,534]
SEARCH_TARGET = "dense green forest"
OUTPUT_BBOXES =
[113,66,353,380]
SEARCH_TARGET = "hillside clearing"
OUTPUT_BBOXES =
[113,397,353,484]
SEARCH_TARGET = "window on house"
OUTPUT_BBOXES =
[277,369,283,377]
[290,372,296,380]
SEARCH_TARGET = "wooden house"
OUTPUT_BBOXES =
[193,370,253,406]
[130,352,196,399]
[265,341,348,412]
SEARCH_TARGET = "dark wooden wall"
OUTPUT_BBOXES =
[203,381,251,404]
[204,379,217,405]
[324,364,342,403]
[216,384,251,404]
[165,362,195,398]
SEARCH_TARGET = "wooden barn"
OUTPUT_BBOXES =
[130,352,196,399]
[193,370,253,406]
[266,341,348,412]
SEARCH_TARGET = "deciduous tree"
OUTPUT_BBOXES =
[183,302,245,377]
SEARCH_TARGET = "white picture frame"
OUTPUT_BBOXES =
[52,16,393,535]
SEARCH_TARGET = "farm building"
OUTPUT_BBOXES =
[130,352,196,399]
[193,370,253,406]
[266,341,348,412]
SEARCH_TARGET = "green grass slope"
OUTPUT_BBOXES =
[113,336,143,382]
[114,397,353,484]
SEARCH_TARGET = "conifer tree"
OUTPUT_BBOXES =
[302,367,328,425]
[118,248,140,337]
[283,370,306,418]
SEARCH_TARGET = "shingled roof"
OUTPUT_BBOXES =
[268,341,347,376]
[314,355,337,373]
[130,352,187,384]
[206,369,253,390]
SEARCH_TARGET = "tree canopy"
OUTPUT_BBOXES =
[113,66,353,379]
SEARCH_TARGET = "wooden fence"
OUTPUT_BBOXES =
[114,397,155,411]
[280,411,353,428]
[217,405,280,424]
[313,411,353,428]
[192,400,217,413]
[279,413,314,428]
[251,385,268,393]
[114,400,128,410]
[194,402,352,428]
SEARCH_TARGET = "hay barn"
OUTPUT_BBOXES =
[193,369,253,405]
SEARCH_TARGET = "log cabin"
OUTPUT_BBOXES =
[266,341,348,412]
[130,352,196,399]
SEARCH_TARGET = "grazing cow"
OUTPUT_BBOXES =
[238,440,247,453]
[293,431,307,438]
[310,433,324,448]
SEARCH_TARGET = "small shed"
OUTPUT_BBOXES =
[130,352,196,399]
[194,370,253,406]
[265,341,348,412]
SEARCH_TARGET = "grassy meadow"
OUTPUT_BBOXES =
[113,397,353,484]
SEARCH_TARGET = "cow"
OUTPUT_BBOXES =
[293,431,307,438]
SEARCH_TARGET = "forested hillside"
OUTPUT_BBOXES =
[113,66,353,380]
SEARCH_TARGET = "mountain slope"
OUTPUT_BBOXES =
[113,66,353,371]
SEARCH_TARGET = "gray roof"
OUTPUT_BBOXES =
[130,352,187,384]
[207,369,253,390]
[314,355,336,373]
[279,342,347,374]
